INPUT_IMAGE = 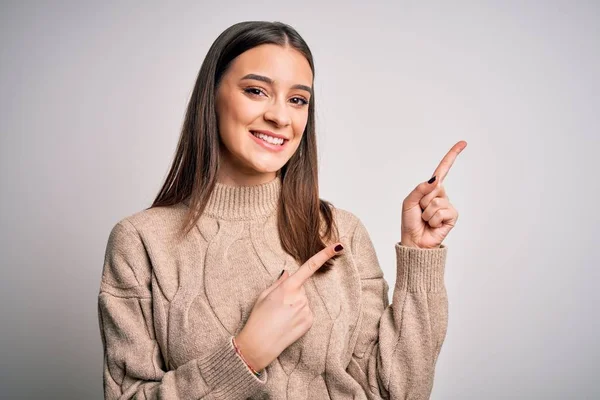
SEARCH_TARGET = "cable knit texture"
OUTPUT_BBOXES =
[98,175,449,399]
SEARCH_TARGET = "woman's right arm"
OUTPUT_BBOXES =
[98,219,266,399]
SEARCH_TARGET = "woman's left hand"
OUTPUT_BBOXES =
[400,141,467,249]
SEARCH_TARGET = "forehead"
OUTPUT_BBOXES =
[225,44,313,86]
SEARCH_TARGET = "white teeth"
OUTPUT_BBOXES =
[252,132,284,145]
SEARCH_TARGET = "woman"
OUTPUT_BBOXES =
[98,20,466,399]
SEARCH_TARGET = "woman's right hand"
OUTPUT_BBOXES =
[234,242,345,372]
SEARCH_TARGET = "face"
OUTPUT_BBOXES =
[214,44,313,185]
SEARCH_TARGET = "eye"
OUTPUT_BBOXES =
[290,97,309,106]
[244,87,266,97]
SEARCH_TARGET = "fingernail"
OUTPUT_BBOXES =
[428,175,437,184]
[279,270,285,278]
[334,244,344,252]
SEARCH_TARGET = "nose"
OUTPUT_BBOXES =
[263,99,291,128]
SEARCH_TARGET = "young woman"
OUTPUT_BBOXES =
[98,21,466,399]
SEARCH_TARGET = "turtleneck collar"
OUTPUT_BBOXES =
[183,175,282,221]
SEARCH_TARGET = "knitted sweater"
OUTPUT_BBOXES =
[98,175,449,399]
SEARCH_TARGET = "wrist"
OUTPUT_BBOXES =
[233,334,265,373]
[401,241,441,249]
[401,237,441,249]
[400,238,419,248]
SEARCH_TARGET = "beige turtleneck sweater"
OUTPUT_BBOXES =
[98,175,448,399]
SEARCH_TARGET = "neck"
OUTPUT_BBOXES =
[217,171,278,187]
[217,151,278,187]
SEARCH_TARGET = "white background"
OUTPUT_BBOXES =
[1,1,598,398]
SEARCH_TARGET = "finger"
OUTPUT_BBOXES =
[422,197,450,221]
[431,140,467,183]
[428,208,455,228]
[260,270,289,300]
[286,243,344,289]
[403,178,440,211]
[420,184,447,212]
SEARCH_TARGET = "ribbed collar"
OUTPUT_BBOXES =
[184,175,282,221]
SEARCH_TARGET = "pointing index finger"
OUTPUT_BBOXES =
[431,140,467,183]
[286,243,342,289]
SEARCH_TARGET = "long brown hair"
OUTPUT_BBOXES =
[150,21,339,273]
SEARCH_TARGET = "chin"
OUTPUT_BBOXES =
[246,154,290,174]
[248,161,285,175]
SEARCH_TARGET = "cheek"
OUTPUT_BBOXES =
[218,95,258,140]
[292,113,309,139]
[229,98,258,124]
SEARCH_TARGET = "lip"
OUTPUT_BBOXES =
[250,130,289,140]
[249,130,289,152]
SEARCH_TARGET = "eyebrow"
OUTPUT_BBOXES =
[240,73,312,95]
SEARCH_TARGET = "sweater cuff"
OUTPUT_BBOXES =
[395,242,447,292]
[196,336,267,399]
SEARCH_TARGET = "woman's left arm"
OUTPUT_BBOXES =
[345,218,448,400]
[347,141,466,399]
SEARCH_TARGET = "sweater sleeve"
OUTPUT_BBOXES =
[98,219,267,400]
[345,217,448,400]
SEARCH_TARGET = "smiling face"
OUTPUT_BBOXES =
[214,44,313,186]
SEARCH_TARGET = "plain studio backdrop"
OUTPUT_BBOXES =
[1,1,598,399]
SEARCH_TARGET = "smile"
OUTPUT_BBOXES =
[249,131,288,153]
[250,131,285,145]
